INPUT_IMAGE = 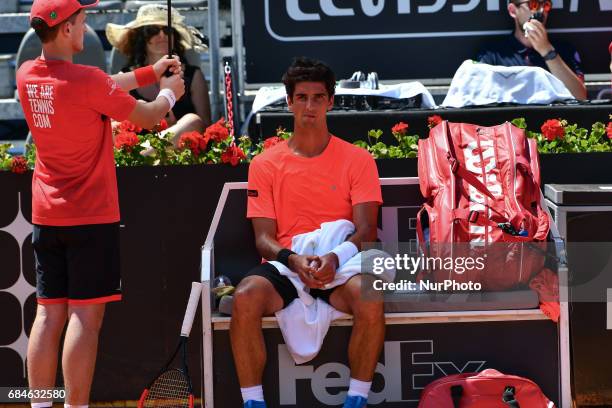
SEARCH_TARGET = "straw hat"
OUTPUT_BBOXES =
[106,4,207,54]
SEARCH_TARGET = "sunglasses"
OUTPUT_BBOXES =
[142,25,176,38]
[516,0,552,12]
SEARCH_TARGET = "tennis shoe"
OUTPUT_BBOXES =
[343,395,368,408]
[244,400,267,408]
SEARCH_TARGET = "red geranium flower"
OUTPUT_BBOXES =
[114,131,139,151]
[391,122,409,135]
[428,115,443,129]
[179,131,204,156]
[11,156,27,174]
[157,119,168,131]
[205,118,230,143]
[198,133,211,152]
[541,119,565,142]
[118,120,143,134]
[263,136,281,150]
[221,145,246,166]
[606,122,612,140]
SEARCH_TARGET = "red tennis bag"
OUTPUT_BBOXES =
[417,121,550,290]
[417,369,556,408]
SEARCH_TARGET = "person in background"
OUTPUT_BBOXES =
[477,0,586,100]
[106,4,211,142]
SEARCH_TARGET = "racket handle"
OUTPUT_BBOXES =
[164,55,173,78]
[181,282,203,337]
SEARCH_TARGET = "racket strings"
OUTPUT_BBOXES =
[144,369,191,407]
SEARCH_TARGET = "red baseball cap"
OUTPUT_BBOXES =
[30,0,99,27]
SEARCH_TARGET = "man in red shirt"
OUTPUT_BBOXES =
[231,58,383,408]
[16,1,185,406]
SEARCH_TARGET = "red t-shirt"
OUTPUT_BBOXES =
[17,58,137,226]
[247,136,382,249]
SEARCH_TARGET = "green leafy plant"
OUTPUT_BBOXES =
[354,116,612,159]
[5,116,612,173]
[0,143,12,171]
[522,117,612,154]
[354,121,418,159]
[112,118,249,167]
[0,143,28,173]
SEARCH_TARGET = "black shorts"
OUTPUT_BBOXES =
[33,223,122,305]
[244,262,336,309]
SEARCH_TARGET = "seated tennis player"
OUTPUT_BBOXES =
[17,0,184,406]
[230,57,384,408]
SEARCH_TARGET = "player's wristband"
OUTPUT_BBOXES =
[542,48,558,61]
[331,241,358,268]
[134,65,157,87]
[276,248,296,268]
[157,88,176,110]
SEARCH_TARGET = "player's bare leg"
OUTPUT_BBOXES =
[27,304,68,403]
[62,304,106,405]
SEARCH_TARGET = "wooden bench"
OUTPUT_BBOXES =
[200,178,571,407]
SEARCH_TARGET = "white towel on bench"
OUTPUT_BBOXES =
[442,60,574,107]
[270,219,395,364]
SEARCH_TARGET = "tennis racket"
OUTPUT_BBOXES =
[138,282,203,408]
[164,0,174,77]
[167,0,173,58]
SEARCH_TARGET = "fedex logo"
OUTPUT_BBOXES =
[278,340,486,405]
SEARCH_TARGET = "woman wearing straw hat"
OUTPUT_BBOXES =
[106,4,211,141]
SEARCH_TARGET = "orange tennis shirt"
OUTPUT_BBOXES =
[17,58,137,226]
[247,136,382,250]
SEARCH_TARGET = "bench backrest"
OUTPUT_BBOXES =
[205,178,422,286]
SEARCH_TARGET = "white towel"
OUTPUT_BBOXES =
[271,219,395,364]
[442,60,574,108]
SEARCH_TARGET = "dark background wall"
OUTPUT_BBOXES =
[243,0,612,83]
[0,153,611,401]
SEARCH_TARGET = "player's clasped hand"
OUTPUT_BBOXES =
[312,253,338,286]
[289,254,325,289]
[160,70,186,100]
[153,55,183,80]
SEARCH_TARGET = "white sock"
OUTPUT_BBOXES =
[241,385,264,402]
[31,403,52,408]
[347,378,371,399]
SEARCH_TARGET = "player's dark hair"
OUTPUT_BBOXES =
[282,57,336,99]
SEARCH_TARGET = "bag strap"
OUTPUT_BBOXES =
[450,385,463,408]
[502,386,521,408]
[415,206,429,256]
